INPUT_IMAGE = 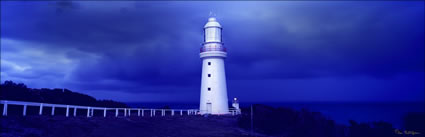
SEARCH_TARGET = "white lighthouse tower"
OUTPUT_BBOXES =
[199,17,230,115]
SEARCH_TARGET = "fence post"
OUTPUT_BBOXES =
[142,109,144,117]
[87,107,89,117]
[74,107,77,117]
[104,108,107,117]
[128,109,131,116]
[172,110,174,116]
[251,105,254,136]
[115,108,118,117]
[23,104,27,116]
[138,109,140,116]
[66,105,69,117]
[51,106,55,116]
[180,110,182,116]
[91,108,94,117]
[124,108,127,117]
[2,101,7,116]
[150,109,153,117]
[39,103,43,115]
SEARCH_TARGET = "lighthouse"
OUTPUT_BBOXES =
[199,17,230,115]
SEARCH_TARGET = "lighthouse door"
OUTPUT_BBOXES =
[206,103,212,114]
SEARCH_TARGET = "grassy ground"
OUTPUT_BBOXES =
[1,115,255,137]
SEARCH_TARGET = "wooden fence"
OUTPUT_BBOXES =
[1,100,240,117]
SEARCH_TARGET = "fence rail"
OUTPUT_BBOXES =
[0,100,240,117]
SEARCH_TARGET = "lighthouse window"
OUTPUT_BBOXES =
[208,74,211,77]
[208,87,211,91]
[208,62,211,65]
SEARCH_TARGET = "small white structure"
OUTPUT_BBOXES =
[199,17,230,115]
[231,98,241,115]
[232,98,240,110]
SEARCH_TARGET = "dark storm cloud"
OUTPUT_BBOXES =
[1,1,210,95]
[1,1,423,102]
[223,2,424,80]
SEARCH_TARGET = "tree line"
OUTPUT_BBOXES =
[0,80,128,108]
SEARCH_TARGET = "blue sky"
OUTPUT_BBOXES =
[1,1,424,102]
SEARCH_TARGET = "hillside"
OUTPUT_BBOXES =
[0,81,127,108]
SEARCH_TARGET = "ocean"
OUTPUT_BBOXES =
[127,102,424,129]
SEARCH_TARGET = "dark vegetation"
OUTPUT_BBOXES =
[237,104,425,137]
[0,81,127,108]
[1,116,250,137]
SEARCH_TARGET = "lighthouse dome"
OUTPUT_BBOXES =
[204,17,221,28]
